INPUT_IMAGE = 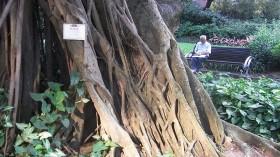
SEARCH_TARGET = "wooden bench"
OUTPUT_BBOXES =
[185,46,253,75]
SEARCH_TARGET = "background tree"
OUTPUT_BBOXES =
[0,0,280,156]
[204,0,214,10]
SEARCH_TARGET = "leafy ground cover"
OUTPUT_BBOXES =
[198,72,280,142]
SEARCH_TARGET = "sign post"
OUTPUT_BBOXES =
[63,24,86,40]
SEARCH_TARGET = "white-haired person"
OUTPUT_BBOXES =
[191,35,211,72]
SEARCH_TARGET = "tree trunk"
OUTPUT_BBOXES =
[204,0,214,10]
[37,0,280,156]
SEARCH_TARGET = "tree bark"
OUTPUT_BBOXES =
[204,0,214,10]
[38,0,280,156]
[6,0,25,152]
[0,0,15,29]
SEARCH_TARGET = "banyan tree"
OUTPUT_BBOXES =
[0,0,280,156]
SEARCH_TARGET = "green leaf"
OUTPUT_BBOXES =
[28,133,39,140]
[48,126,56,135]
[256,114,263,124]
[38,131,52,140]
[48,82,63,91]
[237,101,242,108]
[4,121,13,128]
[61,118,70,128]
[55,91,65,103]
[41,100,51,113]
[70,72,80,86]
[92,141,108,153]
[247,112,256,120]
[222,101,231,106]
[54,149,66,156]
[66,106,75,113]
[76,84,85,96]
[264,114,273,122]
[226,108,234,118]
[272,89,280,94]
[0,133,4,147]
[27,145,39,156]
[14,145,27,156]
[231,117,241,124]
[239,110,247,116]
[30,93,44,101]
[49,112,59,123]
[65,101,75,113]
[81,98,90,103]
[16,123,29,130]
[35,144,44,150]
[15,135,24,146]
[105,141,118,147]
[55,102,65,112]
[241,122,251,130]
[2,105,13,112]
[91,152,102,157]
[260,126,269,133]
[248,103,262,109]
[92,135,101,140]
[32,121,48,130]
[43,139,51,150]
[0,88,4,92]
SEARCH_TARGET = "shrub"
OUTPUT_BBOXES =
[212,0,280,20]
[13,72,88,156]
[176,21,258,39]
[198,72,280,142]
[0,88,13,156]
[180,3,227,25]
[261,1,280,20]
[272,44,280,59]
[175,22,193,37]
[249,21,280,72]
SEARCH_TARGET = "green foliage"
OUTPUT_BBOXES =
[176,20,259,39]
[181,3,227,25]
[90,134,118,157]
[212,0,280,20]
[176,2,259,39]
[198,72,280,142]
[14,82,69,156]
[0,88,13,156]
[272,44,280,59]
[13,71,89,156]
[249,21,280,72]
[14,123,65,157]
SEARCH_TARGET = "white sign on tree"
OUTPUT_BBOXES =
[63,24,86,40]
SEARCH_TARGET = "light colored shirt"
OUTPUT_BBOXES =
[194,41,211,55]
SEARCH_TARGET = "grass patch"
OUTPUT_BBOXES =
[178,42,246,55]
[178,42,195,54]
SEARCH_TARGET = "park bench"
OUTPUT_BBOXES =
[185,46,252,75]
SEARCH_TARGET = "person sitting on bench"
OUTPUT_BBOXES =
[191,35,211,72]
